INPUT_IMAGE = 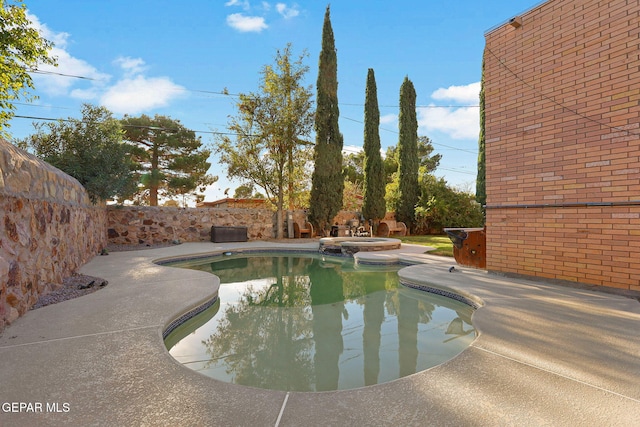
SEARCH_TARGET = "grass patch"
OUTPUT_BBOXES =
[398,235,454,257]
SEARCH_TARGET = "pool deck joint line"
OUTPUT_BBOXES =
[274,392,290,427]
[1,240,639,426]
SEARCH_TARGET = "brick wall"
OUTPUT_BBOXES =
[484,0,640,291]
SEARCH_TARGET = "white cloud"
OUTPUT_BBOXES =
[22,11,186,117]
[431,82,481,104]
[418,105,479,140]
[114,56,147,77]
[380,113,397,125]
[417,82,480,140]
[26,12,110,96]
[225,0,250,9]
[276,3,299,19]
[100,75,186,115]
[26,11,69,48]
[100,58,185,114]
[69,87,101,100]
[227,13,268,32]
[343,145,362,155]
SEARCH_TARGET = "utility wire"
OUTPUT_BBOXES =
[21,69,480,155]
[342,116,478,155]
[13,102,76,110]
[28,68,480,109]
[13,112,478,154]
[30,69,98,81]
[437,166,476,176]
[13,116,476,175]
[341,102,480,108]
[12,115,242,137]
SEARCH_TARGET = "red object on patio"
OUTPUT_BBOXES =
[444,227,486,269]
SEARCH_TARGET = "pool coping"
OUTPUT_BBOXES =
[1,241,639,426]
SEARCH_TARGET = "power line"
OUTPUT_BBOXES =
[341,102,480,108]
[12,115,242,137]
[437,166,476,176]
[13,113,479,159]
[341,116,478,155]
[14,102,479,154]
[30,69,98,81]
[13,116,477,176]
[20,70,480,155]
[28,68,479,109]
[13,102,76,110]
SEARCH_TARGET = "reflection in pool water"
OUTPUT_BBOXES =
[165,253,475,392]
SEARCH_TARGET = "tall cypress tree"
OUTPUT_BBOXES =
[476,51,486,206]
[396,76,419,232]
[362,68,386,227]
[309,5,344,234]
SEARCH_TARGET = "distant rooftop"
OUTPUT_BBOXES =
[197,198,267,209]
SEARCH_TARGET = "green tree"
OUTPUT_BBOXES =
[233,184,266,199]
[234,184,253,199]
[384,136,441,212]
[121,114,217,206]
[309,5,344,235]
[342,150,364,185]
[384,136,441,181]
[215,44,314,238]
[362,68,386,226]
[476,52,486,206]
[19,104,136,203]
[0,0,56,135]
[395,76,419,232]
[415,175,484,233]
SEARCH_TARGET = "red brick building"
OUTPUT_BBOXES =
[484,0,640,291]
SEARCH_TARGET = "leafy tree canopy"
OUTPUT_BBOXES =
[415,175,484,233]
[121,114,217,206]
[215,44,313,238]
[18,104,136,203]
[342,150,365,184]
[1,0,56,136]
[233,183,265,199]
[384,136,442,180]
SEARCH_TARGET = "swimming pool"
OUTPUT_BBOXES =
[164,252,476,392]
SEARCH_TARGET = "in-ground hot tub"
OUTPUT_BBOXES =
[319,236,401,255]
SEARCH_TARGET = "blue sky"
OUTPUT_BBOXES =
[9,0,543,203]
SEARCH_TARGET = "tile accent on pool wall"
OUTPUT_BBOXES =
[156,248,322,265]
[400,280,480,309]
[163,296,219,339]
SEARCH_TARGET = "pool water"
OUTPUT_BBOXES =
[165,253,476,392]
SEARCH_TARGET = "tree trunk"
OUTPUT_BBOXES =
[277,192,284,239]
[150,144,159,206]
[150,187,158,206]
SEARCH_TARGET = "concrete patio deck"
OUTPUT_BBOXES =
[1,241,639,426]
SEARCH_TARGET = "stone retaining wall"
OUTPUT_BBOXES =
[107,206,274,244]
[107,208,372,244]
[0,139,107,332]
